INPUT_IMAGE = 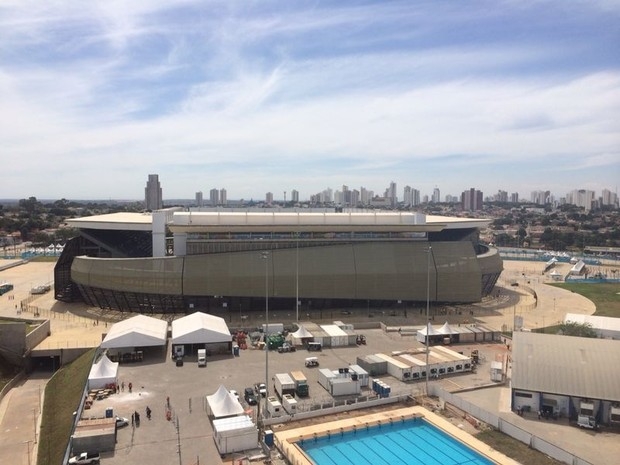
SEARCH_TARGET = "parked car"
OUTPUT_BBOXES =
[68,452,100,464]
[244,387,257,405]
[115,416,129,428]
[254,383,267,397]
[277,343,296,353]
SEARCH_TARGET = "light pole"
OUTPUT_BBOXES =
[425,245,432,397]
[295,232,299,323]
[260,251,270,403]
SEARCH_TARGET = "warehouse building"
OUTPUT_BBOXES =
[511,332,620,425]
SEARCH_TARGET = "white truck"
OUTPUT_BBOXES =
[274,373,296,399]
[197,349,206,367]
[290,370,309,397]
[68,452,100,464]
[282,393,298,414]
[577,415,598,430]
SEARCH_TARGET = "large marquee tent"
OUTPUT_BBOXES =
[100,314,168,349]
[171,312,231,344]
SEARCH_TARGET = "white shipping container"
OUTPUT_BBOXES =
[330,378,361,396]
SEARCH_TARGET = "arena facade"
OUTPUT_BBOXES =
[54,210,503,314]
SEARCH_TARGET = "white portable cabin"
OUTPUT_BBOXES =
[397,354,426,380]
[490,361,504,382]
[213,415,258,455]
[432,345,472,372]
[348,364,369,387]
[318,368,336,391]
[374,353,413,381]
[266,397,283,418]
[330,378,361,396]
[281,394,298,415]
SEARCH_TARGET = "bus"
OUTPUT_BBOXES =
[0,283,14,295]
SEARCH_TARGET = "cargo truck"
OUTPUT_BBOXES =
[274,373,296,399]
[290,370,309,397]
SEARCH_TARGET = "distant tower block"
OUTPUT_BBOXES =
[145,174,163,210]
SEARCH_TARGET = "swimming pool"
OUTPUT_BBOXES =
[298,417,494,465]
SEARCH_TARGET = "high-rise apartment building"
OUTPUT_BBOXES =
[195,191,203,207]
[432,187,441,203]
[144,174,163,210]
[567,189,595,212]
[531,190,551,205]
[291,189,299,203]
[266,192,274,204]
[495,190,508,202]
[386,181,397,206]
[219,188,227,206]
[601,189,618,207]
[511,192,519,203]
[209,188,219,206]
[461,188,483,211]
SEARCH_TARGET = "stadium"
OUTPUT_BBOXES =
[54,210,503,314]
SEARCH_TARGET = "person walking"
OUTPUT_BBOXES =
[128,382,132,393]
[146,406,152,420]
[121,381,125,392]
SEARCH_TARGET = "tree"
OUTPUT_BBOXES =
[557,321,597,338]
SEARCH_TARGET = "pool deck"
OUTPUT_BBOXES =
[274,406,522,465]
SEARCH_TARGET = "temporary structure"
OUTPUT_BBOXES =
[88,354,119,389]
[101,315,168,349]
[288,325,313,346]
[171,312,231,345]
[206,385,244,418]
[213,415,258,454]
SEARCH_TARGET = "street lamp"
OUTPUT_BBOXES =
[425,245,432,397]
[260,251,270,403]
[295,232,299,323]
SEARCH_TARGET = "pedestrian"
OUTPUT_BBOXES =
[131,412,135,426]
[166,396,170,408]
[146,406,151,420]
[121,381,125,392]
[128,382,132,393]
[537,410,541,420]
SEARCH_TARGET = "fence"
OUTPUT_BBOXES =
[430,385,593,465]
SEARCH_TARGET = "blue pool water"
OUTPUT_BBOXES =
[298,418,494,465]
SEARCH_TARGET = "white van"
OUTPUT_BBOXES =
[197,349,207,367]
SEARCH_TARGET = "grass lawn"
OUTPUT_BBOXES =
[476,429,564,465]
[37,349,95,465]
[548,282,620,318]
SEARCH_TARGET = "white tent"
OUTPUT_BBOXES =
[101,315,168,349]
[206,385,244,418]
[288,325,314,346]
[213,415,258,454]
[438,322,454,335]
[88,354,119,389]
[171,312,231,344]
[416,322,441,343]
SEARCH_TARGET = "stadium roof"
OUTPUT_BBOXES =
[512,332,620,402]
[67,211,491,233]
[564,313,620,333]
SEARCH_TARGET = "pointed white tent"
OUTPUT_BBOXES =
[416,322,441,343]
[288,325,314,346]
[171,312,231,345]
[206,385,244,418]
[101,315,168,349]
[88,354,119,389]
[438,322,454,335]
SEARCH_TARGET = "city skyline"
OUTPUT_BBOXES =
[1,1,618,199]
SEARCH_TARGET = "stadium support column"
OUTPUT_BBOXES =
[152,211,167,257]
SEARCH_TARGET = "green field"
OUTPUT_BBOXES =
[549,282,620,318]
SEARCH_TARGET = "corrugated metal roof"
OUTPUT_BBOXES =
[512,332,620,402]
[564,313,620,333]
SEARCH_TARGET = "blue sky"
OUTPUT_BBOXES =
[1,0,618,201]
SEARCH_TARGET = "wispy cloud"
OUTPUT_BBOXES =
[0,0,618,199]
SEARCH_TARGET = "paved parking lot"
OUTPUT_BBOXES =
[84,330,507,465]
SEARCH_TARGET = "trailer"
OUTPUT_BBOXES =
[281,394,298,415]
[318,368,336,391]
[274,373,296,399]
[330,378,361,396]
[348,364,369,387]
[266,397,283,418]
[290,371,309,397]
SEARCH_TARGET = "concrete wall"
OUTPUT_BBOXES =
[0,320,26,366]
